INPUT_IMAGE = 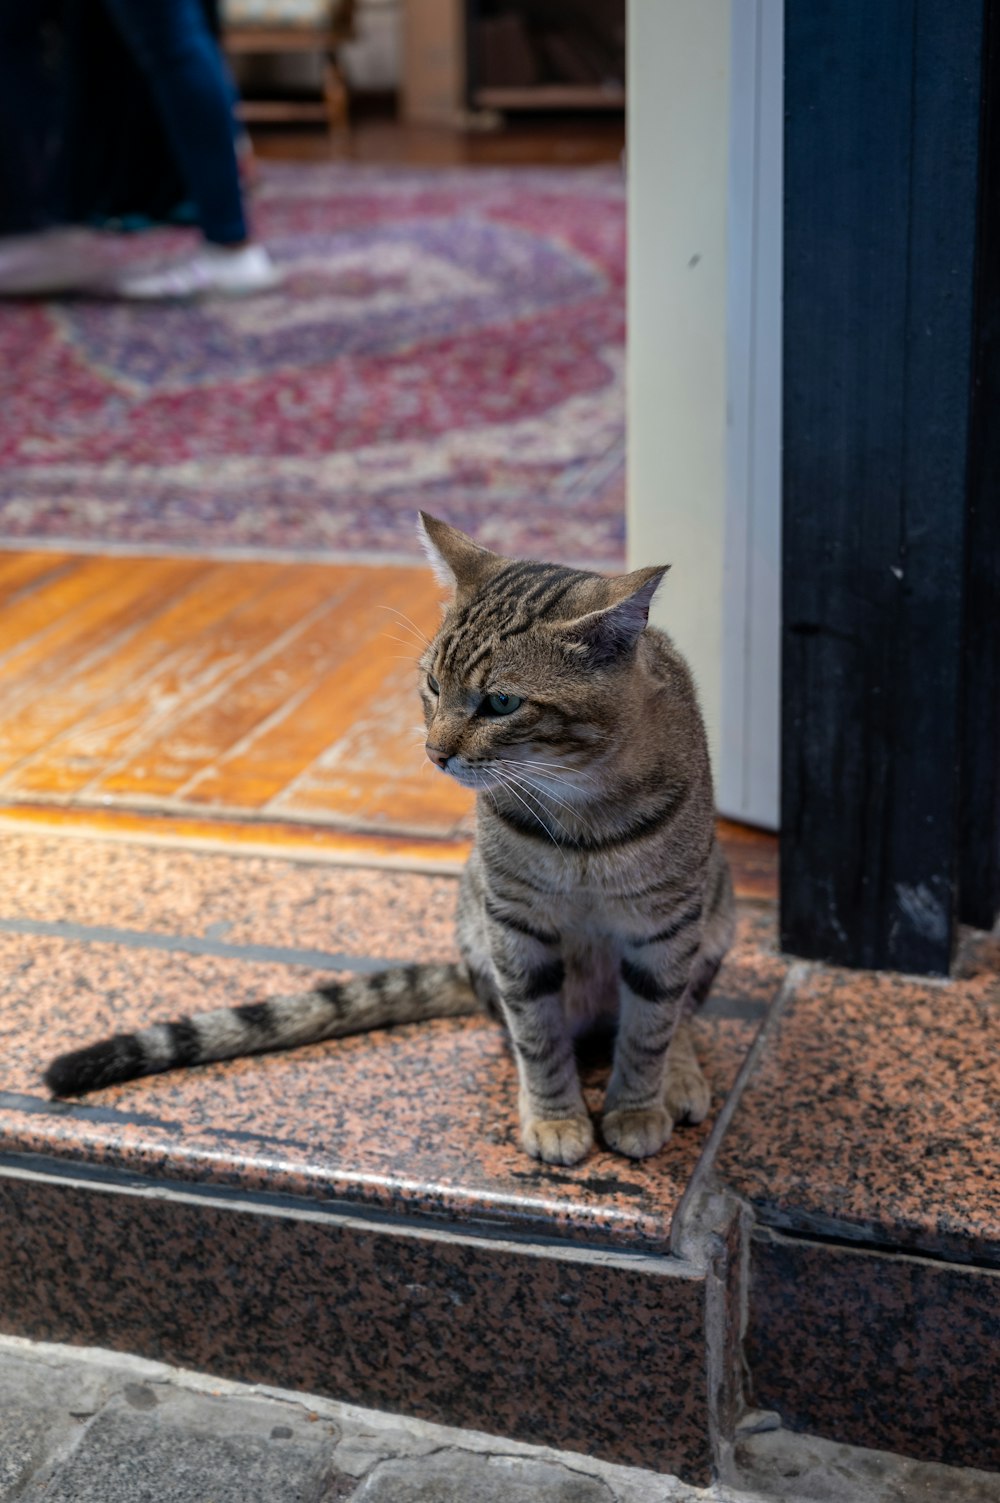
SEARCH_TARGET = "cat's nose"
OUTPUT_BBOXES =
[425,744,451,771]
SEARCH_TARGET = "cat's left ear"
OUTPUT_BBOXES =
[561,565,668,665]
[417,512,499,597]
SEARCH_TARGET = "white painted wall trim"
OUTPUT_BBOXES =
[626,0,731,784]
[719,0,782,829]
[627,0,782,830]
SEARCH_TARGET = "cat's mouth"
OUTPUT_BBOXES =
[444,761,502,792]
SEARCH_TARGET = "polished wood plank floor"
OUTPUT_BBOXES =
[249,112,625,167]
[0,552,777,892]
[0,553,470,840]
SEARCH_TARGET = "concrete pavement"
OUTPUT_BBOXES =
[0,1335,997,1503]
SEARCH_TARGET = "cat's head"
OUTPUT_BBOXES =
[416,513,667,795]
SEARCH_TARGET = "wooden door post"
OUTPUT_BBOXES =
[781,0,998,973]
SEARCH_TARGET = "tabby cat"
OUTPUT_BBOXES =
[45,514,734,1165]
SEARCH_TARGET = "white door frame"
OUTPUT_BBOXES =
[627,0,783,829]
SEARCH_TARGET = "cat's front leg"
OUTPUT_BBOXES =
[602,933,701,1159]
[487,919,592,1166]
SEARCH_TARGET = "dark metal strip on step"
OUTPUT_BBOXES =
[0,915,406,974]
[0,1089,176,1130]
[0,915,769,1013]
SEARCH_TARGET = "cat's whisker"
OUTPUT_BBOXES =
[483,784,505,821]
[506,758,595,778]
[493,760,590,797]
[380,632,424,658]
[534,769,600,796]
[498,765,594,847]
[491,760,590,831]
[497,761,571,812]
[490,767,563,853]
[492,756,599,791]
[377,605,432,648]
[513,779,583,831]
[510,786,574,846]
[492,766,570,851]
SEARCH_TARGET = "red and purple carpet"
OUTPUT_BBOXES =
[0,164,625,568]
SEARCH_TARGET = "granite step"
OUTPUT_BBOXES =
[705,929,1000,1473]
[4,823,997,1483]
[0,829,787,1486]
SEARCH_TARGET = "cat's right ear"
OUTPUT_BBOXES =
[417,512,498,598]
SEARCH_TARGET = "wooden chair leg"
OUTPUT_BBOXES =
[323,54,350,135]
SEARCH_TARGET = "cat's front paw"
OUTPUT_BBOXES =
[602,1105,672,1159]
[522,1113,594,1166]
[664,1056,712,1125]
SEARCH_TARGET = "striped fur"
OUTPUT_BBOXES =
[45,514,734,1166]
[44,964,478,1097]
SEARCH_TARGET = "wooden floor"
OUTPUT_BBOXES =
[0,551,469,834]
[0,551,776,892]
[248,111,625,167]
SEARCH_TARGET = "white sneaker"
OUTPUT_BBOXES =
[116,243,283,301]
[0,227,116,296]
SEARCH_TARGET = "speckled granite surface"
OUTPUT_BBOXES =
[747,1231,1000,1471]
[0,1169,716,1480]
[713,953,1000,1263]
[0,830,780,1479]
[4,825,1000,1477]
[712,933,1000,1472]
[0,835,461,960]
[0,833,786,1250]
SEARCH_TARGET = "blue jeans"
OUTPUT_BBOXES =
[101,0,247,244]
[0,0,64,232]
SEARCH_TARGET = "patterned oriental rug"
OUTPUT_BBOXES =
[0,164,625,569]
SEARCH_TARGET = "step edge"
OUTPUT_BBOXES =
[751,1219,1000,1278]
[670,961,812,1263]
[0,1148,705,1278]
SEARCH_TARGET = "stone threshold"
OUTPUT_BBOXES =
[0,830,783,1484]
[701,933,1000,1475]
[0,1150,735,1485]
[1,827,996,1481]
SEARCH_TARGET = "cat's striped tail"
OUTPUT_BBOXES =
[44,962,481,1098]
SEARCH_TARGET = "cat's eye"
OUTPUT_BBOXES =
[484,692,522,716]
[427,674,440,695]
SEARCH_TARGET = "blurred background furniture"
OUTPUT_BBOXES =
[468,0,624,113]
[221,0,356,132]
[402,0,624,125]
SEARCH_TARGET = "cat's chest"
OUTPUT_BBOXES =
[536,881,643,939]
[478,824,696,933]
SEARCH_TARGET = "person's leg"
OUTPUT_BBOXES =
[101,0,247,245]
[0,0,120,296]
[0,0,62,234]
